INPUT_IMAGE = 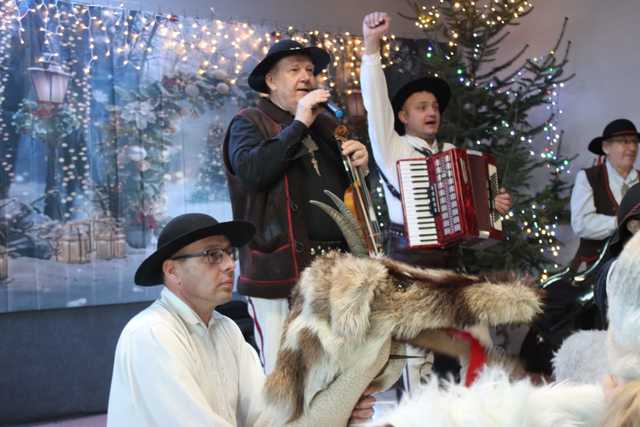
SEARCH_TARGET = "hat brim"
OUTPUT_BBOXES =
[588,137,606,156]
[248,46,330,93]
[391,77,451,135]
[589,132,640,156]
[134,220,255,286]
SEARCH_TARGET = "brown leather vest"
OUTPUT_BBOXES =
[223,100,345,298]
[571,164,619,269]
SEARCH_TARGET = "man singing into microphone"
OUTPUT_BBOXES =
[223,39,370,374]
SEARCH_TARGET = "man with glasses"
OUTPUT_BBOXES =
[107,213,263,426]
[570,119,640,270]
[107,213,377,426]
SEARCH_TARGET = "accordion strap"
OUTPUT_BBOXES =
[377,144,437,201]
[378,166,402,201]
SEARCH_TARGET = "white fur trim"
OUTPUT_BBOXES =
[606,232,640,379]
[371,366,604,427]
[553,330,608,384]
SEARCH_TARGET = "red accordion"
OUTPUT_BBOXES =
[396,148,504,249]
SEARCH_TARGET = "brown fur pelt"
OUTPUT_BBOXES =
[264,252,543,423]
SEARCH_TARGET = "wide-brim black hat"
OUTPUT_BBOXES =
[134,213,255,286]
[610,183,640,256]
[588,118,640,156]
[391,75,451,135]
[248,39,331,94]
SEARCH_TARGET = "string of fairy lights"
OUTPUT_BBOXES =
[0,0,572,272]
[0,1,18,152]
[414,0,571,274]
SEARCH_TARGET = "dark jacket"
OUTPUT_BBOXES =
[223,98,350,298]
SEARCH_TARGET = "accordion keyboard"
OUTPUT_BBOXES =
[397,159,438,246]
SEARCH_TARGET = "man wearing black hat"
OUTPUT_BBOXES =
[360,12,512,269]
[360,11,513,389]
[223,39,370,373]
[570,118,639,270]
[107,213,265,426]
[107,213,378,426]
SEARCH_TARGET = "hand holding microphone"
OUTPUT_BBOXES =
[295,89,344,126]
[295,88,331,127]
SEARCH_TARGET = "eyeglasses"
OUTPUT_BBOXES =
[606,136,639,145]
[170,247,238,265]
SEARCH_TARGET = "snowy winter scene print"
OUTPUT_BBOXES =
[0,1,573,312]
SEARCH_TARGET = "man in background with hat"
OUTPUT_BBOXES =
[107,213,378,426]
[570,118,639,270]
[223,39,370,373]
[359,11,513,389]
[360,12,512,270]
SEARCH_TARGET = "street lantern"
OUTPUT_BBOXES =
[28,53,71,104]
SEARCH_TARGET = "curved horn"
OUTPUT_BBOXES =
[322,190,369,251]
[309,199,368,257]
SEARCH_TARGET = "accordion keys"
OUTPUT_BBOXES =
[397,148,504,250]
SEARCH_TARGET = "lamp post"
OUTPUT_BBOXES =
[28,53,71,105]
[28,53,71,221]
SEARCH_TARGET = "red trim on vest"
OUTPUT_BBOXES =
[448,329,488,386]
[284,175,300,280]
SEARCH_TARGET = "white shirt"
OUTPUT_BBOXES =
[360,53,455,225]
[107,288,265,427]
[570,161,639,240]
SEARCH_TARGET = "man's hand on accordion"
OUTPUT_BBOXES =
[494,188,512,215]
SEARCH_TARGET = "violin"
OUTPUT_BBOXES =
[334,124,384,256]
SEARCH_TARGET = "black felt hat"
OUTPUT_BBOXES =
[588,119,640,156]
[390,75,451,135]
[134,213,255,286]
[248,39,331,93]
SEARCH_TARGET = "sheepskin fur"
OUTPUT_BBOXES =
[553,330,608,384]
[264,252,543,424]
[553,232,640,385]
[372,366,605,427]
[606,232,640,380]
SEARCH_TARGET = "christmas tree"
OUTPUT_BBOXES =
[191,120,228,203]
[396,0,575,276]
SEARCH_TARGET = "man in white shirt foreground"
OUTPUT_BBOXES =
[107,213,377,426]
[570,118,639,270]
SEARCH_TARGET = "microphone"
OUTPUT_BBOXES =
[322,101,344,119]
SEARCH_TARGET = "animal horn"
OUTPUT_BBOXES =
[322,190,369,247]
[309,196,368,257]
[323,190,359,224]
